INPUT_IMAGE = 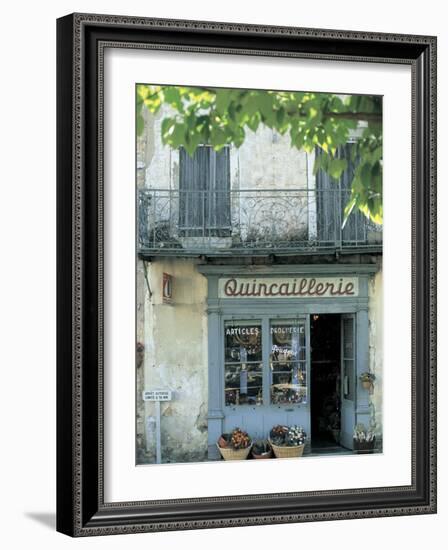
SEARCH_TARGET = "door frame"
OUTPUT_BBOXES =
[340,313,356,449]
[309,312,344,450]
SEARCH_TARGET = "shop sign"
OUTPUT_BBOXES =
[218,277,358,298]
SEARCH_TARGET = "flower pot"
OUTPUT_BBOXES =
[217,443,252,461]
[362,380,373,391]
[252,448,273,459]
[270,440,305,458]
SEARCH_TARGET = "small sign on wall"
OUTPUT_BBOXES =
[143,389,172,402]
[142,389,173,464]
[162,272,173,304]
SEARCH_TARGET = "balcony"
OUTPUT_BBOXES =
[138,188,382,257]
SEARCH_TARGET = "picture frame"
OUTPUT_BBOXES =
[56,13,437,537]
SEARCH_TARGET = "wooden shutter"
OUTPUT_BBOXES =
[179,146,230,236]
[339,144,365,244]
[179,147,209,235]
[207,147,230,235]
[315,147,338,244]
[315,143,365,246]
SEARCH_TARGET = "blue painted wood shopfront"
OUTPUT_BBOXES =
[199,264,377,459]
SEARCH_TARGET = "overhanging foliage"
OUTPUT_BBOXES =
[137,85,382,225]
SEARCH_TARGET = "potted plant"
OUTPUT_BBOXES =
[217,428,252,460]
[269,425,307,458]
[353,423,376,453]
[359,371,376,392]
[251,439,273,459]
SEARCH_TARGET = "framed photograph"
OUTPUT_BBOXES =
[56,13,437,536]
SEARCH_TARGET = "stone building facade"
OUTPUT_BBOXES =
[136,105,383,464]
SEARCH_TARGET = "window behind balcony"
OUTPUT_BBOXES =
[315,143,365,246]
[178,145,231,237]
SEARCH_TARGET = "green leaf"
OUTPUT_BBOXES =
[342,196,357,228]
[371,146,383,164]
[328,158,347,180]
[360,162,372,182]
[233,126,245,147]
[247,113,261,133]
[164,123,186,148]
[256,93,275,126]
[163,87,183,110]
[216,89,232,114]
[313,151,329,175]
[136,113,145,136]
[210,127,228,148]
[161,118,175,139]
[276,107,286,127]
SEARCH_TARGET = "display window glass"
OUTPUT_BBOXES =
[270,320,307,405]
[224,321,263,406]
[223,318,309,406]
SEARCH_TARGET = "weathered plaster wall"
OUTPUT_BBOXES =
[136,110,150,461]
[238,126,309,189]
[143,108,177,191]
[141,258,209,464]
[143,105,311,192]
[368,265,383,439]
[135,260,147,463]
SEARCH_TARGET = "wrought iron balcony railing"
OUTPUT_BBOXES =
[138,188,382,256]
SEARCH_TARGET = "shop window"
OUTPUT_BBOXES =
[270,320,307,405]
[224,321,263,406]
[223,318,309,407]
[178,145,231,236]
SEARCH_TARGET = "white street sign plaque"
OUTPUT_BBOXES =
[142,389,173,464]
[143,389,172,402]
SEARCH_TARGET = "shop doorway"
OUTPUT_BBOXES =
[310,314,343,451]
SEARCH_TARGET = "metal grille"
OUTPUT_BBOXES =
[138,187,382,255]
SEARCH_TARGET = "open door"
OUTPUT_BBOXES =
[340,314,356,449]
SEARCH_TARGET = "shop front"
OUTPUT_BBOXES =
[199,264,378,459]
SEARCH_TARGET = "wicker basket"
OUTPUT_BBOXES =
[217,443,252,461]
[353,437,376,454]
[270,440,305,459]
